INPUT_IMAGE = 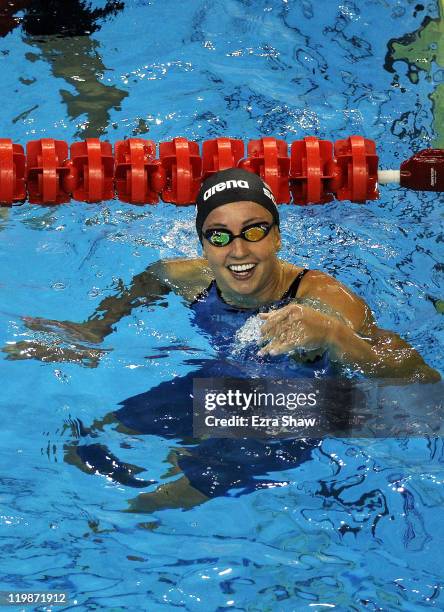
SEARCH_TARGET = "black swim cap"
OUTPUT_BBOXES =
[195,168,280,241]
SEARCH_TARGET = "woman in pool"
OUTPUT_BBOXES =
[5,168,440,512]
[7,167,439,382]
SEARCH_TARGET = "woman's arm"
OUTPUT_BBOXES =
[258,272,440,383]
[327,315,440,382]
[77,257,211,341]
[17,261,173,345]
[2,258,210,365]
[2,263,172,366]
[18,258,212,343]
[72,261,173,342]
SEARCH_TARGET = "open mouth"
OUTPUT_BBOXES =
[227,263,257,280]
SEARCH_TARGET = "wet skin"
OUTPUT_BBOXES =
[201,201,285,309]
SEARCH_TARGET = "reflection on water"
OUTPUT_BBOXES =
[0,207,9,226]
[19,0,124,37]
[26,36,128,137]
[0,0,124,37]
[1,0,128,137]
[385,1,444,147]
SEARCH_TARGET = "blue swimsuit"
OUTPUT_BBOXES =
[190,269,331,378]
[75,270,327,498]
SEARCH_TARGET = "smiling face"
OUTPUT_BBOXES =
[201,201,283,307]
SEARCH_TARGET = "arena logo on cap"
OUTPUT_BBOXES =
[263,186,276,205]
[203,179,250,201]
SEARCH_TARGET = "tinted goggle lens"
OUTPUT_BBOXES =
[243,225,267,241]
[204,223,273,247]
[208,231,232,246]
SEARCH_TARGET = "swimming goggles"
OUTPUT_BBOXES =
[203,222,275,247]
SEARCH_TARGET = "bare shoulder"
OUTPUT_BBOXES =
[149,257,213,301]
[297,268,374,332]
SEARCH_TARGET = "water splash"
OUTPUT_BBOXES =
[230,314,264,356]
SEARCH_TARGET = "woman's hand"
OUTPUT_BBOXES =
[22,316,105,344]
[3,316,110,367]
[257,302,339,357]
[257,301,440,382]
[2,338,109,368]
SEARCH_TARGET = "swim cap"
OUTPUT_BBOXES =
[195,168,280,241]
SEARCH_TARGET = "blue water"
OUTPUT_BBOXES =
[0,0,443,609]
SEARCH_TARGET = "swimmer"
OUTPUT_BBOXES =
[4,168,440,382]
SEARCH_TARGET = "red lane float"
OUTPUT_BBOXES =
[333,136,379,202]
[202,137,244,178]
[240,137,291,204]
[0,139,26,204]
[290,137,335,205]
[159,137,202,205]
[68,138,114,203]
[0,134,395,206]
[27,139,71,204]
[115,138,165,204]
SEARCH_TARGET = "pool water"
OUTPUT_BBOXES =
[0,0,443,609]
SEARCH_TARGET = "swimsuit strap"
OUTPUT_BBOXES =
[280,268,310,300]
[190,279,216,306]
[192,269,310,307]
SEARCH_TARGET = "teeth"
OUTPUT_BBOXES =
[228,264,256,272]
